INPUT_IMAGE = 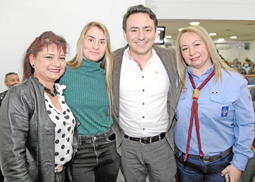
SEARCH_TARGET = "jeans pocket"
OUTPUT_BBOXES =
[106,133,116,143]
[224,152,233,164]
[174,145,184,162]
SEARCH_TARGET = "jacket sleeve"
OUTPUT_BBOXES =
[0,87,33,182]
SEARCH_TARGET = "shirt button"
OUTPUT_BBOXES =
[143,128,145,130]
[142,103,145,105]
[142,89,145,92]
[142,76,144,78]
[142,116,145,119]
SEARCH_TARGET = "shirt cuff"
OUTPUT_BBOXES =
[231,151,253,171]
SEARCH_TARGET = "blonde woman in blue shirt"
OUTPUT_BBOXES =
[174,25,254,182]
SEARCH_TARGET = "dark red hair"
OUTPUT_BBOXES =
[22,31,67,81]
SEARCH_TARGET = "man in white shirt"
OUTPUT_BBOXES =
[111,4,177,182]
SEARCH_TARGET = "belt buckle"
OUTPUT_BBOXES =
[139,137,152,144]
[199,156,210,162]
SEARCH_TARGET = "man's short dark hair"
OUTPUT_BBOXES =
[122,4,158,32]
[5,72,18,81]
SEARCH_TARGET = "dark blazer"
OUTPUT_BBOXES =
[0,75,78,182]
[111,45,178,154]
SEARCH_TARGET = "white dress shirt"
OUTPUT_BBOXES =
[119,48,170,137]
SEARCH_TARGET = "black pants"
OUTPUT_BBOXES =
[71,130,120,182]
[0,170,4,182]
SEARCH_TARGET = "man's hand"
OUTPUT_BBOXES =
[222,164,242,182]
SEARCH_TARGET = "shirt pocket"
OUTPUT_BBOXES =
[176,92,187,120]
[210,94,238,120]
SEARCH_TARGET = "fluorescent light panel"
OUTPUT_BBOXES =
[190,22,200,25]
[209,33,217,36]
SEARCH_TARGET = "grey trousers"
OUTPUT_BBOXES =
[121,137,176,182]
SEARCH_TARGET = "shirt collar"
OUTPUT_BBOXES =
[187,65,215,77]
[54,83,66,96]
[81,58,101,69]
[124,47,156,65]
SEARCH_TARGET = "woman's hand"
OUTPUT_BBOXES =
[221,164,242,182]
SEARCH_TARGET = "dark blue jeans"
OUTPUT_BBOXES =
[71,130,120,182]
[175,145,233,182]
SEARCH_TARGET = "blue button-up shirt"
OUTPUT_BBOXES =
[175,65,254,171]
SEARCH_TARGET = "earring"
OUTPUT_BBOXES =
[32,64,35,68]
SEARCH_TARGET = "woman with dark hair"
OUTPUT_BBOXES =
[0,31,78,182]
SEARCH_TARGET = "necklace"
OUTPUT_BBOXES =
[44,85,57,97]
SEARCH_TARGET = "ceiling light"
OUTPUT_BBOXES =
[209,33,217,36]
[190,22,200,25]
[219,38,225,41]
[165,35,172,38]
[178,28,184,31]
[230,36,237,39]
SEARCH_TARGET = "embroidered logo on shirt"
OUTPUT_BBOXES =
[221,106,229,117]
[182,87,187,93]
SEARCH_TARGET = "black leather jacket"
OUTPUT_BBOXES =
[0,75,78,182]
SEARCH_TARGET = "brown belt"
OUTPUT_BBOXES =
[187,147,232,162]
[124,133,165,144]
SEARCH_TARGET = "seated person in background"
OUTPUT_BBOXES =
[224,60,231,67]
[165,43,173,48]
[232,58,241,67]
[0,72,20,106]
[233,66,252,85]
[248,65,255,74]
[242,60,251,74]
[246,58,254,67]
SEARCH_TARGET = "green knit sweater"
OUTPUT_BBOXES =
[59,58,113,136]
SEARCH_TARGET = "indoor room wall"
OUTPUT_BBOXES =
[218,41,255,64]
[0,0,144,92]
[1,0,255,92]
[145,0,255,20]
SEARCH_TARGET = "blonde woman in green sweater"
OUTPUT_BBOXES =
[59,22,120,182]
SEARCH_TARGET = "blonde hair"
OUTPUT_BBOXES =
[176,25,233,96]
[68,22,113,109]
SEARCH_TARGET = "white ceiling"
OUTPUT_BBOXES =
[158,19,255,42]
